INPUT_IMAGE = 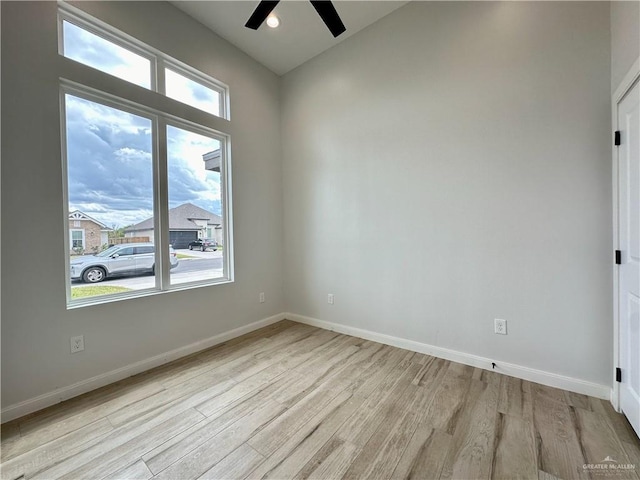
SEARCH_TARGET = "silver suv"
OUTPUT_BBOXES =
[70,243,179,283]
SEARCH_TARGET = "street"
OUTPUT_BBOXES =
[174,257,223,273]
[71,250,224,291]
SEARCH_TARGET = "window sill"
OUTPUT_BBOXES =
[66,277,234,310]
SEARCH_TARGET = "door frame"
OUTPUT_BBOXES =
[612,56,640,412]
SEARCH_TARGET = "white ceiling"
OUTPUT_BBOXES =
[170,1,409,75]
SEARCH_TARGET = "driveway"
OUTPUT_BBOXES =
[177,248,222,259]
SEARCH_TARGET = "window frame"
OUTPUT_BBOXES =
[70,229,85,250]
[59,6,234,309]
[163,65,225,119]
[58,8,157,91]
[58,3,230,120]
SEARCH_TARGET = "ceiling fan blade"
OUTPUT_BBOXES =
[309,1,346,37]
[245,1,280,30]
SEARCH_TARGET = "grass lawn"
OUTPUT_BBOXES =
[71,285,132,299]
[176,253,197,259]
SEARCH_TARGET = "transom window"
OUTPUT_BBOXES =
[165,67,222,117]
[61,20,152,89]
[59,6,228,119]
[60,4,233,307]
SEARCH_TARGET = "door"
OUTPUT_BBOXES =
[133,245,155,274]
[106,246,136,275]
[618,77,640,438]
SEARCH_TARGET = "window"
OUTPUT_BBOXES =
[61,20,152,89]
[60,5,232,306]
[165,68,222,116]
[70,230,84,250]
[167,125,224,285]
[59,8,228,118]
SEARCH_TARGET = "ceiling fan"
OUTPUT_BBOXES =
[245,1,346,38]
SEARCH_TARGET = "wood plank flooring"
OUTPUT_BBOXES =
[1,320,639,480]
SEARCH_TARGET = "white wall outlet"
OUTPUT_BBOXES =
[70,335,84,353]
[327,293,334,305]
[259,292,265,303]
[494,319,507,335]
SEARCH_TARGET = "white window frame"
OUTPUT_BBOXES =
[58,2,230,120]
[163,64,227,120]
[70,229,85,250]
[58,7,157,91]
[59,5,234,308]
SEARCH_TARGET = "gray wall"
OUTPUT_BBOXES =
[1,1,284,407]
[611,1,640,92]
[281,2,613,385]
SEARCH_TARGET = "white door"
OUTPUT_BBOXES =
[618,77,640,439]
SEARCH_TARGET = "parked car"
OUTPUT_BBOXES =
[188,238,218,251]
[70,243,178,283]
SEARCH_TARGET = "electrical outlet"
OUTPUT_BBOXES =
[70,335,84,353]
[328,293,334,305]
[259,292,265,303]
[494,319,507,335]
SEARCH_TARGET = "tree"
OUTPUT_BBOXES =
[108,225,131,241]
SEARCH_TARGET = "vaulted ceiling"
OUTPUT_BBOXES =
[170,1,409,75]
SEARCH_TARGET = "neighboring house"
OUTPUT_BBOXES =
[124,203,222,249]
[203,149,220,172]
[68,210,111,255]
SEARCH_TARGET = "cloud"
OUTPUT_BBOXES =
[165,69,221,115]
[167,125,222,215]
[65,95,222,228]
[63,21,151,88]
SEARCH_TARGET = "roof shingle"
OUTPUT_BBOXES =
[125,203,222,232]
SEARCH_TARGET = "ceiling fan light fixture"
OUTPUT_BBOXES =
[245,1,345,37]
[266,14,280,28]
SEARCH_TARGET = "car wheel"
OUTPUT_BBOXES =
[83,267,105,283]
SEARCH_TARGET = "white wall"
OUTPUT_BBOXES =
[611,0,640,91]
[282,2,613,386]
[1,1,283,408]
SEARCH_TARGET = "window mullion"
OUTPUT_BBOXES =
[156,57,166,96]
[155,118,171,290]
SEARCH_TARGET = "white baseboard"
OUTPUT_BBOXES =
[1,313,286,423]
[286,312,612,400]
[2,310,612,423]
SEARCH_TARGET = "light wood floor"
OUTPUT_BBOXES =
[1,320,639,480]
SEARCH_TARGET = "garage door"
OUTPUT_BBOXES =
[169,231,198,249]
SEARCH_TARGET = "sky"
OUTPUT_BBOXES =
[64,21,223,229]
